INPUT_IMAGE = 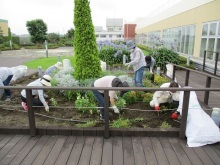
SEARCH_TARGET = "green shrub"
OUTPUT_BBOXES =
[110,118,131,128]
[154,75,169,86]
[74,93,98,114]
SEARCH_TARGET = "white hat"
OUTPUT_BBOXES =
[126,40,136,50]
[40,75,51,86]
[54,62,63,70]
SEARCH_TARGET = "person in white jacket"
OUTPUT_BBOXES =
[150,81,180,111]
[0,67,13,101]
[20,75,51,112]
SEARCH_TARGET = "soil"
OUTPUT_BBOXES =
[0,74,180,128]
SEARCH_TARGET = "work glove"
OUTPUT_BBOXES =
[124,63,130,68]
[45,106,49,112]
[171,111,180,119]
[112,105,120,114]
[114,95,118,101]
[155,106,160,111]
[44,94,49,98]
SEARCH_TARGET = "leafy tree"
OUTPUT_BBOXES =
[66,28,74,39]
[26,19,47,44]
[47,33,60,44]
[74,0,102,80]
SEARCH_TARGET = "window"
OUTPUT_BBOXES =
[100,35,106,38]
[200,20,220,60]
[202,24,208,36]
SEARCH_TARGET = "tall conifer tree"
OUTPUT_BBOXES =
[74,0,102,80]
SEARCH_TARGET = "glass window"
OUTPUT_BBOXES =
[207,38,215,59]
[218,23,220,35]
[200,38,207,58]
[100,35,106,38]
[202,24,208,36]
[216,38,220,60]
[184,26,190,54]
[181,27,185,53]
[209,23,217,36]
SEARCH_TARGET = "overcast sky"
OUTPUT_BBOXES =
[0,0,177,35]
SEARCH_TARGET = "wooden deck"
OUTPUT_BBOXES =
[0,69,220,164]
[0,134,220,165]
[175,70,220,109]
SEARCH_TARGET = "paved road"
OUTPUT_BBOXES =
[0,47,74,67]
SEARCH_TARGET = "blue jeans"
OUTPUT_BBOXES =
[91,84,110,119]
[3,75,13,97]
[134,66,146,87]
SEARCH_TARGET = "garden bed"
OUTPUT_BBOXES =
[0,73,180,129]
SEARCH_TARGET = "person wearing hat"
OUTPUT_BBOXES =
[0,67,13,101]
[125,40,146,87]
[44,62,63,76]
[20,75,51,112]
[145,56,155,73]
[92,76,129,121]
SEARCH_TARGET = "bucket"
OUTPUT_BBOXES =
[63,59,71,70]
[211,107,220,128]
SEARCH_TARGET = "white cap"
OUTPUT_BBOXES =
[54,62,63,70]
[40,75,51,86]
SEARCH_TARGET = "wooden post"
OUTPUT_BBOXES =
[104,90,110,138]
[26,89,36,136]
[180,91,190,138]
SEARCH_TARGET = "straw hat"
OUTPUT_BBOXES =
[54,62,63,70]
[40,75,51,86]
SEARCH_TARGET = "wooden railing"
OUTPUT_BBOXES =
[166,63,220,105]
[1,85,220,139]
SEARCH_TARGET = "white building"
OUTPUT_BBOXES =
[95,18,124,42]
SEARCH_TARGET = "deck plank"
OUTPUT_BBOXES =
[43,136,67,165]
[0,134,14,150]
[0,134,6,141]
[112,137,123,165]
[202,145,220,164]
[141,137,158,165]
[211,142,220,157]
[123,137,135,165]
[168,137,192,164]
[159,137,180,164]
[66,136,85,165]
[32,135,58,165]
[78,137,95,165]
[90,137,103,165]
[0,135,30,165]
[0,135,23,162]
[9,136,39,165]
[101,137,113,165]
[21,135,50,165]
[151,137,169,165]
[193,147,215,165]
[132,137,146,165]
[178,138,203,165]
[55,136,77,165]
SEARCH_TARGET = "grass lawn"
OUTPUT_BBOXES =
[24,56,76,69]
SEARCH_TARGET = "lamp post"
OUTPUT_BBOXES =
[45,40,48,58]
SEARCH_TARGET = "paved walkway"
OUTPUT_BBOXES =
[0,47,73,76]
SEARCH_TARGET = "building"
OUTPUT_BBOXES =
[95,18,124,42]
[124,24,136,41]
[135,0,220,62]
[0,19,8,36]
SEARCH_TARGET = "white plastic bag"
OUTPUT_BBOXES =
[166,64,177,82]
[177,89,220,147]
[11,65,28,81]
[100,60,106,72]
